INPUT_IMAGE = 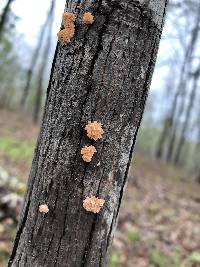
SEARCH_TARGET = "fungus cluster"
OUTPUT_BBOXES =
[81,121,105,213]
[39,120,105,216]
[81,145,97,162]
[83,196,105,213]
[85,121,104,141]
[39,204,49,214]
[83,12,94,25]
[41,11,105,217]
[57,11,94,45]
[57,12,76,45]
[63,12,76,28]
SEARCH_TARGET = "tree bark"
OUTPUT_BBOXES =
[8,0,168,266]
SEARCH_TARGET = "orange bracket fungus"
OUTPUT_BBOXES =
[57,12,76,45]
[83,12,94,25]
[39,204,49,214]
[81,145,97,162]
[83,196,105,213]
[85,121,104,141]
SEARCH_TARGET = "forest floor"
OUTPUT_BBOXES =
[0,109,200,267]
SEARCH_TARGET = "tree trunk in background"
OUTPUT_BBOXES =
[156,43,189,160]
[33,0,55,124]
[194,107,200,180]
[165,6,200,163]
[173,64,200,165]
[20,1,55,108]
[8,0,168,266]
[166,124,176,162]
[155,71,175,159]
[0,0,14,38]
[156,116,172,159]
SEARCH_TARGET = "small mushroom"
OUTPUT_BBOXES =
[63,12,76,28]
[39,204,49,214]
[57,12,76,45]
[81,145,97,162]
[85,121,104,141]
[83,196,105,213]
[83,12,94,25]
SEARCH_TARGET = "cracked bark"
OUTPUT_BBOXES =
[8,0,168,266]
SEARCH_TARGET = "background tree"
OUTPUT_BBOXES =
[0,0,15,38]
[155,0,200,165]
[33,0,55,123]
[173,61,200,165]
[165,9,200,163]
[20,0,56,108]
[0,3,23,109]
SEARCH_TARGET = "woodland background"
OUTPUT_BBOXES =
[0,0,200,266]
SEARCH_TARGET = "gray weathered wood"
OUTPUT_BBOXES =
[8,0,168,266]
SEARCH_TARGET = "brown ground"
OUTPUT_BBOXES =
[0,109,39,179]
[0,109,200,267]
[114,157,200,267]
[0,109,39,140]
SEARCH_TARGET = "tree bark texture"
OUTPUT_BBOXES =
[8,0,168,266]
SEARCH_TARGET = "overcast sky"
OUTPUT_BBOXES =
[11,0,66,45]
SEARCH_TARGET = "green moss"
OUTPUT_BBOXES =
[188,252,200,263]
[150,250,167,267]
[172,253,183,267]
[126,228,141,242]
[109,253,120,267]
[15,182,26,195]
[0,136,34,164]
[0,250,9,265]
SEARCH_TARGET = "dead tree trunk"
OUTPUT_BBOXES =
[33,0,55,124]
[20,1,55,108]
[8,0,168,266]
[0,0,14,38]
